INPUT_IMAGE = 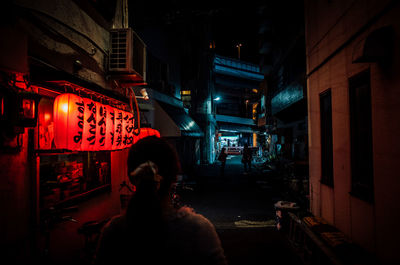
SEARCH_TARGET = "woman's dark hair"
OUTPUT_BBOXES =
[127,136,181,196]
[126,136,181,252]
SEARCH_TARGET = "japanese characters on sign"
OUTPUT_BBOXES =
[82,98,97,151]
[113,108,124,150]
[52,93,159,151]
[96,103,107,150]
[104,105,115,150]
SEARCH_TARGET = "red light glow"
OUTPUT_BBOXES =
[44,113,51,121]
[53,93,161,151]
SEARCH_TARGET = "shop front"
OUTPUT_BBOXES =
[32,81,160,263]
[0,72,159,264]
[215,122,256,157]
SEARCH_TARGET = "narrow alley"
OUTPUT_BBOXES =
[179,155,302,265]
[2,1,400,265]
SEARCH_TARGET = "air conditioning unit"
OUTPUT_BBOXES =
[109,28,146,82]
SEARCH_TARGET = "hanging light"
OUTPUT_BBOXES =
[96,103,107,150]
[104,105,115,150]
[81,98,98,151]
[53,93,85,150]
[53,93,156,151]
[113,108,124,150]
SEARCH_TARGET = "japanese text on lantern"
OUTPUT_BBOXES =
[52,93,155,151]
[53,93,84,150]
[97,104,106,149]
[82,98,97,151]
[123,111,134,146]
[104,105,115,150]
[74,100,84,145]
[114,109,123,149]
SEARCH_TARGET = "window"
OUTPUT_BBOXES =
[40,152,111,209]
[320,89,334,187]
[349,70,374,202]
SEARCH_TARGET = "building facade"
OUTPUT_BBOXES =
[258,0,307,162]
[213,54,264,159]
[305,0,400,263]
[0,0,148,263]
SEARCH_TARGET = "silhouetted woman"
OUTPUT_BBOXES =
[242,143,252,173]
[94,136,227,265]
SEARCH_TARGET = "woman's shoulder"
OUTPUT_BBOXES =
[102,214,127,233]
[173,206,215,230]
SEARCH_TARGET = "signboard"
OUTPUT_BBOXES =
[52,93,159,151]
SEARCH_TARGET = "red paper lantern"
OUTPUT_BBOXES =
[113,108,124,150]
[96,103,107,150]
[141,128,151,138]
[123,111,135,148]
[53,94,149,151]
[82,98,97,151]
[136,128,161,142]
[152,129,161,138]
[53,93,84,150]
[104,105,115,150]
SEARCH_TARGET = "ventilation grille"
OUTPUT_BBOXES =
[109,29,131,71]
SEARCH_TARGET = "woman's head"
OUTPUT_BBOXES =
[127,136,181,196]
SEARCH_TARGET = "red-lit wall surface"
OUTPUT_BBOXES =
[0,129,32,263]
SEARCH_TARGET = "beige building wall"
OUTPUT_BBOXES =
[305,0,400,263]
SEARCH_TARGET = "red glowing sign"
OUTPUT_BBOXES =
[104,105,115,150]
[96,103,107,150]
[53,93,84,150]
[82,98,97,151]
[113,108,123,150]
[52,93,160,151]
[134,128,161,143]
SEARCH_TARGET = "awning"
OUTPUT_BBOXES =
[218,123,255,134]
[154,101,204,137]
[352,26,393,63]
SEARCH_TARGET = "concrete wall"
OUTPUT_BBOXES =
[15,0,110,89]
[305,0,400,263]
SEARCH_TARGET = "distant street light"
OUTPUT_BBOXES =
[214,96,221,101]
[236,43,242,59]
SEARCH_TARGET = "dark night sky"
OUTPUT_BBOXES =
[130,0,266,64]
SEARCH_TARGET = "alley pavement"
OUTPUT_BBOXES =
[178,155,303,265]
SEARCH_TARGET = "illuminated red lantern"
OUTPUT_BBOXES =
[104,105,115,150]
[96,103,107,150]
[135,128,161,142]
[140,128,151,138]
[53,93,84,150]
[152,128,161,138]
[121,110,128,148]
[113,108,124,150]
[82,98,97,151]
[132,129,140,144]
[123,111,135,148]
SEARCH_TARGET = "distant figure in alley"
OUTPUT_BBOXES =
[218,147,228,177]
[242,143,252,173]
